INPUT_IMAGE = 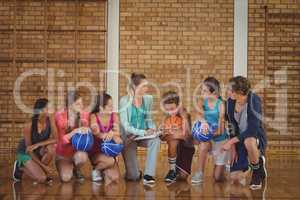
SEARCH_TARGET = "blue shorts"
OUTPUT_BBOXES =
[230,142,249,172]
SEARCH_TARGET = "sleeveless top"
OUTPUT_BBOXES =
[95,113,115,134]
[17,118,51,154]
[203,98,228,142]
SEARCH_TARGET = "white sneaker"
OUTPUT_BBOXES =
[191,171,203,184]
[91,169,103,182]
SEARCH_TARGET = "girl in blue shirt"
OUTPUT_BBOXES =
[192,77,229,184]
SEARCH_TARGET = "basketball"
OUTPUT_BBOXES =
[71,128,94,152]
[163,115,182,130]
[192,120,218,142]
[101,140,124,157]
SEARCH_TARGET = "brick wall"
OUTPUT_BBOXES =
[119,0,234,125]
[0,0,107,150]
[248,0,300,151]
[0,0,299,151]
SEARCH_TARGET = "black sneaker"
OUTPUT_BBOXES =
[259,155,267,180]
[12,161,23,182]
[250,170,262,190]
[74,168,85,181]
[46,177,53,185]
[143,175,155,185]
[164,170,177,183]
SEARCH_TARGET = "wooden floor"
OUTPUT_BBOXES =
[0,152,300,200]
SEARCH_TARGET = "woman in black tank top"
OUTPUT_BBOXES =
[13,98,57,184]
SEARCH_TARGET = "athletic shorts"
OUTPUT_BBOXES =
[16,152,31,167]
[176,140,195,175]
[212,140,230,166]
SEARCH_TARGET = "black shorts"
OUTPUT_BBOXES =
[176,140,195,175]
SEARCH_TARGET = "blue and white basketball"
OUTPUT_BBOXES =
[71,128,94,152]
[192,121,218,142]
[100,140,124,157]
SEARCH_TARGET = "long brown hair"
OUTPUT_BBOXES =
[66,90,81,132]
[31,98,49,135]
[91,91,112,114]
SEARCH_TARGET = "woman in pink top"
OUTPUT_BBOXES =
[89,92,123,185]
[55,90,90,182]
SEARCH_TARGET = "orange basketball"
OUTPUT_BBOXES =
[163,115,182,130]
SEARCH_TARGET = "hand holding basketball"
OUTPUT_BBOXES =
[103,131,114,141]
[79,127,90,133]
[163,115,182,133]
[201,121,209,135]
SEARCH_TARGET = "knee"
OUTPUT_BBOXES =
[107,157,115,168]
[109,173,120,183]
[60,172,73,182]
[244,138,257,151]
[36,174,47,183]
[230,172,240,182]
[45,145,55,156]
[98,156,115,168]
[74,151,88,166]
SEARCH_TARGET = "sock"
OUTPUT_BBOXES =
[168,157,177,171]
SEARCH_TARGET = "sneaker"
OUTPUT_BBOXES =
[191,171,203,184]
[143,175,155,185]
[12,161,22,182]
[164,170,177,183]
[91,169,103,182]
[46,177,53,184]
[259,155,267,180]
[74,168,85,181]
[250,170,262,190]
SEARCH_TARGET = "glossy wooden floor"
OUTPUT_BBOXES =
[0,152,300,200]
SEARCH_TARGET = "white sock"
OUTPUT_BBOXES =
[168,157,176,171]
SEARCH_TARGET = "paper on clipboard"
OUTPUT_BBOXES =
[133,130,162,141]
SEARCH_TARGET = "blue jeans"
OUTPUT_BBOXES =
[122,137,160,180]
